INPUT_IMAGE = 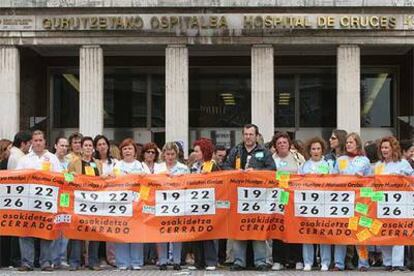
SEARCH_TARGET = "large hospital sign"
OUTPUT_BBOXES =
[3,14,414,32]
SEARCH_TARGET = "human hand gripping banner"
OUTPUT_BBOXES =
[1,169,414,245]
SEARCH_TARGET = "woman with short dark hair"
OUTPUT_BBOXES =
[67,136,103,271]
[113,138,145,270]
[271,132,304,271]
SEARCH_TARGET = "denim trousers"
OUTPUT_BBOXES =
[157,242,182,265]
[114,242,144,268]
[233,240,267,267]
[50,236,68,265]
[381,245,404,267]
[19,237,52,268]
[68,240,100,268]
[303,244,331,266]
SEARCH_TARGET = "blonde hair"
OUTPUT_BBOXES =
[0,139,12,161]
[110,143,121,160]
[161,142,179,161]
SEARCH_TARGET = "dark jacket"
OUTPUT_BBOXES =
[221,143,275,170]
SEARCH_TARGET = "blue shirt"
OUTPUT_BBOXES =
[299,159,332,174]
[155,161,189,175]
[333,155,372,176]
[374,159,414,176]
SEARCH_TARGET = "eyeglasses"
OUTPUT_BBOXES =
[145,150,156,154]
[329,136,337,140]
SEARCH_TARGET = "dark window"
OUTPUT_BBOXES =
[104,74,146,127]
[53,70,165,128]
[275,75,295,127]
[151,74,165,127]
[299,74,336,127]
[52,73,79,128]
[189,73,251,127]
[361,73,393,127]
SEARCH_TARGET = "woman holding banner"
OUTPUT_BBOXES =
[298,137,332,271]
[375,136,413,271]
[67,136,103,271]
[325,129,347,169]
[140,142,161,265]
[113,138,145,270]
[94,135,118,176]
[188,138,220,271]
[155,142,190,271]
[93,134,118,267]
[141,142,161,174]
[271,132,304,271]
[333,132,372,272]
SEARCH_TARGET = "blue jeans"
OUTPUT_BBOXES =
[51,236,68,265]
[303,244,331,267]
[233,240,267,267]
[115,243,144,268]
[335,245,369,269]
[157,242,182,265]
[381,246,404,267]
[69,240,100,268]
[19,237,53,268]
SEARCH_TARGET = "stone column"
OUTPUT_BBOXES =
[337,45,360,134]
[0,46,19,139]
[79,45,104,136]
[251,45,274,142]
[165,45,189,156]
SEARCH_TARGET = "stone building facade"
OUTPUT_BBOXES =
[0,0,413,153]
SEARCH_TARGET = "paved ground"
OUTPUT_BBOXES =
[1,266,414,275]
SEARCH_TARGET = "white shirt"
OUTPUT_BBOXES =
[142,162,162,174]
[55,154,70,172]
[16,150,62,173]
[101,158,118,176]
[114,160,145,175]
[155,161,189,175]
[7,146,25,170]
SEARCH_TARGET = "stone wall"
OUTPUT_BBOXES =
[1,0,414,8]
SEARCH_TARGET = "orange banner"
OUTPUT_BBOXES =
[1,170,414,245]
[0,170,62,240]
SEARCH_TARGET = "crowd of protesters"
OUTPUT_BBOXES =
[0,124,413,272]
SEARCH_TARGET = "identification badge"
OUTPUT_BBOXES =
[317,164,330,174]
[202,161,213,173]
[338,159,348,171]
[113,167,121,176]
[279,161,287,168]
[374,164,385,175]
[41,161,51,171]
[235,156,241,170]
[255,151,264,159]
[85,166,95,176]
